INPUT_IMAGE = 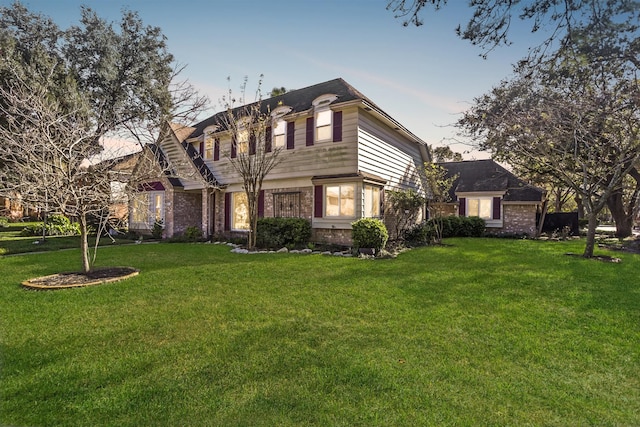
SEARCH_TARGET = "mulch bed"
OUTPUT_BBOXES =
[22,267,139,290]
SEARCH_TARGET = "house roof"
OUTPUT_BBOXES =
[439,159,544,202]
[186,78,425,145]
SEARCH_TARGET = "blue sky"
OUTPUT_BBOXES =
[8,0,543,159]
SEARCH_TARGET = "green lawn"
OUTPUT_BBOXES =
[0,222,135,256]
[1,238,638,426]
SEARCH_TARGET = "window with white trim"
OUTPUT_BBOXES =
[204,133,214,159]
[237,128,249,154]
[273,119,286,148]
[467,197,492,220]
[364,185,381,218]
[325,184,355,217]
[232,192,249,230]
[316,108,332,142]
[132,191,164,226]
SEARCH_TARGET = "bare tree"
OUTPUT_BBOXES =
[219,77,284,249]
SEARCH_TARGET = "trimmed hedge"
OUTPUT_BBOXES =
[256,217,311,249]
[351,218,388,253]
[405,216,485,245]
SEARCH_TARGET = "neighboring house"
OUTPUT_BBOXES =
[438,159,545,235]
[130,78,430,245]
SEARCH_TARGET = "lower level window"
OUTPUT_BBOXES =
[467,198,492,220]
[325,184,355,217]
[132,191,164,226]
[232,192,249,230]
[364,185,381,218]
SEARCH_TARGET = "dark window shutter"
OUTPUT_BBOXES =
[380,189,385,217]
[258,190,265,218]
[493,197,501,220]
[458,197,466,216]
[249,132,256,155]
[333,111,342,142]
[199,141,204,155]
[231,136,237,158]
[286,121,295,150]
[214,138,220,161]
[224,193,231,231]
[265,126,272,153]
[306,117,314,146]
[314,185,323,218]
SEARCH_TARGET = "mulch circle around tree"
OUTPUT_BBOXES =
[22,267,139,290]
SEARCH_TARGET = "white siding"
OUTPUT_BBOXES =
[357,113,425,193]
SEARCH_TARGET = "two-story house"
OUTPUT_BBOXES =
[130,78,430,245]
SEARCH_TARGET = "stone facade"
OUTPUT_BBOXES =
[501,204,538,235]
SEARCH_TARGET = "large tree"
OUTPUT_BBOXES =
[0,2,206,272]
[458,7,640,257]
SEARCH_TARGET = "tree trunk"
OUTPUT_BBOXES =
[607,188,633,238]
[80,212,91,273]
[575,196,585,219]
[583,213,598,258]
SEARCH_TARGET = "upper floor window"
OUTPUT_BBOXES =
[273,119,286,148]
[237,128,249,154]
[204,133,214,159]
[316,109,332,142]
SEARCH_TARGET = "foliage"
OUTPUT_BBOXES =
[385,189,425,241]
[457,6,640,257]
[0,2,202,272]
[19,215,80,237]
[151,220,164,240]
[424,162,457,243]
[431,145,463,162]
[219,76,283,250]
[256,217,311,249]
[0,217,7,228]
[184,226,204,241]
[2,240,639,426]
[351,218,389,253]
[405,216,485,245]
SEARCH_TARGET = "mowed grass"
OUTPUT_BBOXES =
[1,238,639,426]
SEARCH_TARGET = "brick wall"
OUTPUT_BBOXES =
[312,228,353,247]
[502,204,538,235]
[172,190,202,237]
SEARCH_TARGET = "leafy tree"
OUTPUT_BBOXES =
[385,189,425,242]
[269,86,289,97]
[424,162,457,243]
[0,2,204,272]
[432,145,463,162]
[387,0,640,57]
[458,7,640,257]
[219,77,283,250]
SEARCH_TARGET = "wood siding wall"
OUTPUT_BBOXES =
[357,113,425,193]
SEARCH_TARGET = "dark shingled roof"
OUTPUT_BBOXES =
[187,78,416,141]
[439,159,544,202]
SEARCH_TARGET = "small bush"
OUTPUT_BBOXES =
[404,221,435,246]
[0,217,8,228]
[184,226,204,241]
[351,218,388,253]
[256,217,312,249]
[19,214,80,237]
[151,220,164,239]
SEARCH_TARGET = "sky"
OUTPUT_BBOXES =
[5,0,545,159]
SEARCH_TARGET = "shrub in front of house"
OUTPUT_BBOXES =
[405,216,485,245]
[351,218,388,254]
[19,214,81,237]
[256,217,312,249]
